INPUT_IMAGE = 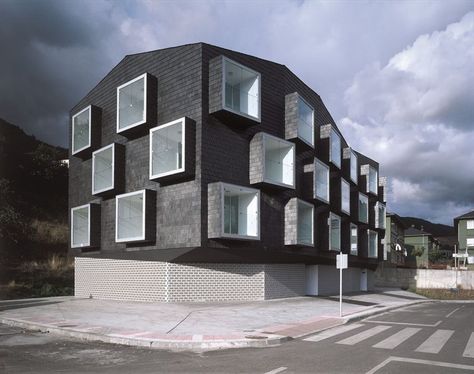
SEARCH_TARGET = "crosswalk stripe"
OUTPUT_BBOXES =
[415,329,454,354]
[372,327,421,349]
[303,323,364,342]
[463,332,474,358]
[336,325,391,345]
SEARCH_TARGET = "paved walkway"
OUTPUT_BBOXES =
[0,289,428,351]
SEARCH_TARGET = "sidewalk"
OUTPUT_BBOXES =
[0,288,428,351]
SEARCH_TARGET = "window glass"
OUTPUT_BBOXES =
[223,186,259,237]
[72,206,89,247]
[264,136,294,186]
[350,224,358,255]
[315,159,329,202]
[118,76,145,130]
[297,201,313,245]
[341,179,350,214]
[377,203,386,229]
[467,238,474,247]
[368,166,378,194]
[368,230,378,258]
[359,193,368,223]
[297,98,314,146]
[224,59,260,119]
[151,120,184,178]
[117,192,144,241]
[350,151,358,183]
[330,213,341,251]
[93,145,113,193]
[467,220,474,230]
[330,128,341,168]
[72,108,90,153]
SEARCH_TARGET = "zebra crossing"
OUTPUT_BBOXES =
[303,323,474,358]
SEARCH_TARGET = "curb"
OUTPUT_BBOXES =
[0,317,290,351]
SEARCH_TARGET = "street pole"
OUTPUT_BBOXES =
[339,262,342,317]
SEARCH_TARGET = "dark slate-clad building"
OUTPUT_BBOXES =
[69,43,386,302]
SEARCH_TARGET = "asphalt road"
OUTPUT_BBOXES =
[0,301,473,373]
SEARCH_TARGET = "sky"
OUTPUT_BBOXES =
[0,0,473,225]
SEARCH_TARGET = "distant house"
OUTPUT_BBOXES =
[384,213,407,267]
[454,210,474,267]
[404,226,437,268]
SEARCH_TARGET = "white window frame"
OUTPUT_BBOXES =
[222,57,261,122]
[92,143,115,195]
[350,223,358,256]
[350,150,358,183]
[368,229,378,258]
[297,95,314,147]
[297,199,314,246]
[329,212,341,252]
[329,128,341,168]
[115,190,147,243]
[71,204,91,248]
[149,118,186,180]
[368,165,378,195]
[467,220,474,230]
[116,73,147,133]
[71,105,91,155]
[220,183,260,240]
[359,193,369,223]
[262,133,295,188]
[314,158,330,203]
[341,178,350,215]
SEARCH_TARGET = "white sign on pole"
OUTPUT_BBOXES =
[453,253,468,258]
[336,254,348,269]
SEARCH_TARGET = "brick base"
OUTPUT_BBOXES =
[75,258,305,302]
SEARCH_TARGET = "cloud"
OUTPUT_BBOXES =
[341,13,474,224]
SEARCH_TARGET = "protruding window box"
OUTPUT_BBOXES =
[361,164,378,195]
[320,124,342,169]
[358,192,369,224]
[149,117,195,183]
[341,178,351,215]
[115,189,156,243]
[343,147,358,184]
[304,158,330,204]
[92,143,125,196]
[208,182,260,240]
[285,198,314,247]
[249,132,295,189]
[368,229,378,258]
[209,56,261,125]
[285,93,314,148]
[375,202,386,229]
[71,105,101,158]
[116,73,157,136]
[71,203,100,249]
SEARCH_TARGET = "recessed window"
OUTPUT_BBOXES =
[359,193,368,223]
[264,134,295,187]
[368,166,378,195]
[368,230,378,258]
[341,179,350,215]
[72,106,91,155]
[350,150,358,183]
[315,158,330,203]
[350,223,358,255]
[150,118,185,179]
[223,184,259,239]
[71,204,90,248]
[297,200,314,245]
[467,220,474,230]
[330,128,341,168]
[223,58,260,120]
[297,97,314,146]
[376,202,386,229]
[329,213,341,251]
[92,144,114,194]
[116,190,146,242]
[117,74,146,132]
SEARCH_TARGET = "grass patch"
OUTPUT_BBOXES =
[1,254,74,300]
[413,288,474,300]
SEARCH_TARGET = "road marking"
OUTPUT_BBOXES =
[304,323,364,342]
[365,356,474,374]
[415,329,454,354]
[366,320,442,327]
[336,325,391,346]
[264,367,287,374]
[463,332,474,358]
[372,327,421,350]
[446,306,464,318]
